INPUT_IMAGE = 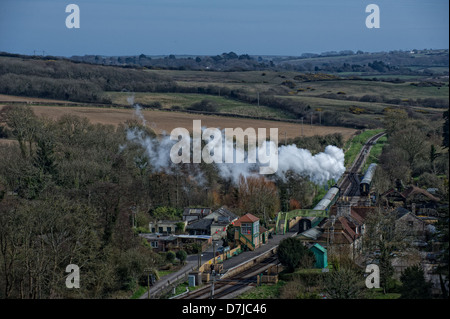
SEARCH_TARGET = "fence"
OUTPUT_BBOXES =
[198,245,242,273]
[148,265,197,299]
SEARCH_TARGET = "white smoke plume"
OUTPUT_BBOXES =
[126,128,173,172]
[276,144,345,185]
[122,102,207,184]
[127,94,147,126]
[215,141,345,185]
[122,101,345,186]
[125,130,345,186]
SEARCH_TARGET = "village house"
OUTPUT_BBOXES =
[182,207,212,223]
[204,206,238,240]
[298,202,375,260]
[185,218,213,236]
[381,185,440,216]
[391,207,428,241]
[148,220,187,234]
[185,206,238,240]
[139,233,212,253]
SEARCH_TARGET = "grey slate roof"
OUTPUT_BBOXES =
[185,218,213,231]
[213,206,238,221]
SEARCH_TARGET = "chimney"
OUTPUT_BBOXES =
[337,200,351,218]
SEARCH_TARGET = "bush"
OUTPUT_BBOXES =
[417,172,443,189]
[187,99,218,112]
[141,101,162,109]
[277,237,315,272]
[166,251,176,263]
[323,267,365,299]
[279,269,324,287]
[176,250,187,265]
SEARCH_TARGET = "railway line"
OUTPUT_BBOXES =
[175,256,279,299]
[339,131,385,197]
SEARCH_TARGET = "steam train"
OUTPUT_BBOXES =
[310,163,377,213]
[313,185,340,211]
[360,163,377,196]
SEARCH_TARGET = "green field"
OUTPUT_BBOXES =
[287,79,449,100]
[105,91,292,119]
[141,69,447,129]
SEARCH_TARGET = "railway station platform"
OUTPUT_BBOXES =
[220,230,296,273]
[141,230,295,299]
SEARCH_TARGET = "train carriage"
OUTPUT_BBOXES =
[313,185,340,211]
[360,163,377,196]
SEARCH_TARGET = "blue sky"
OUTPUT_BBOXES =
[0,0,448,57]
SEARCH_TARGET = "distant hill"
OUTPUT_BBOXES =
[1,49,448,75]
[66,49,449,74]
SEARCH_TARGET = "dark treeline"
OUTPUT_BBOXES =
[0,56,315,125]
[0,56,175,103]
[278,49,449,74]
[5,49,446,74]
[66,49,449,75]
[70,51,270,71]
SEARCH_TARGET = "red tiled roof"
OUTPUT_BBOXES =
[318,230,353,244]
[339,217,357,239]
[340,231,354,244]
[237,213,260,223]
[351,207,375,223]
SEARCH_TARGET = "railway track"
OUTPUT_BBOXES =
[339,132,385,197]
[175,256,279,299]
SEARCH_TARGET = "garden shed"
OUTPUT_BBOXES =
[309,243,328,269]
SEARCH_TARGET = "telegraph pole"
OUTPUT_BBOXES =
[144,268,153,299]
[210,241,217,299]
[301,117,304,136]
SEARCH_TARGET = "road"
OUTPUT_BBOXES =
[139,244,218,299]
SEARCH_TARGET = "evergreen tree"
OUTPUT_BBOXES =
[400,265,432,299]
[277,237,314,272]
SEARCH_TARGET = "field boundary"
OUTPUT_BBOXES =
[0,98,357,128]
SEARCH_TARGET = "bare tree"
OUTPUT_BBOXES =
[0,105,39,158]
